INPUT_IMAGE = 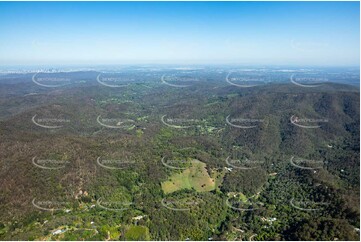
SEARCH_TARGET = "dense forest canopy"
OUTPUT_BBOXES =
[0,68,359,241]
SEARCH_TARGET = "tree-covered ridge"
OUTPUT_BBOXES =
[0,71,359,241]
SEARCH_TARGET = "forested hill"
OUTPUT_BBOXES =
[0,78,359,240]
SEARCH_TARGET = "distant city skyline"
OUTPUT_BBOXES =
[0,1,359,66]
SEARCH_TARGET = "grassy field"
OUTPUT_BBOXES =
[125,225,150,241]
[210,168,226,190]
[161,160,216,194]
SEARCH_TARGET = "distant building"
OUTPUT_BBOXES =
[224,167,233,172]
[261,217,277,224]
[52,229,66,235]
[132,215,146,221]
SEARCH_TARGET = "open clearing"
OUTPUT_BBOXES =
[161,160,215,194]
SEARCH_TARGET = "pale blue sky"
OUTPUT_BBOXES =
[0,1,359,66]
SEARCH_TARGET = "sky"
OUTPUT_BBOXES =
[0,1,359,66]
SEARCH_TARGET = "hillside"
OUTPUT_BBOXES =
[0,77,359,240]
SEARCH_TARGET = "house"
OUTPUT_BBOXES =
[224,167,233,172]
[261,217,277,224]
[132,215,147,225]
[132,215,146,221]
[52,229,66,235]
